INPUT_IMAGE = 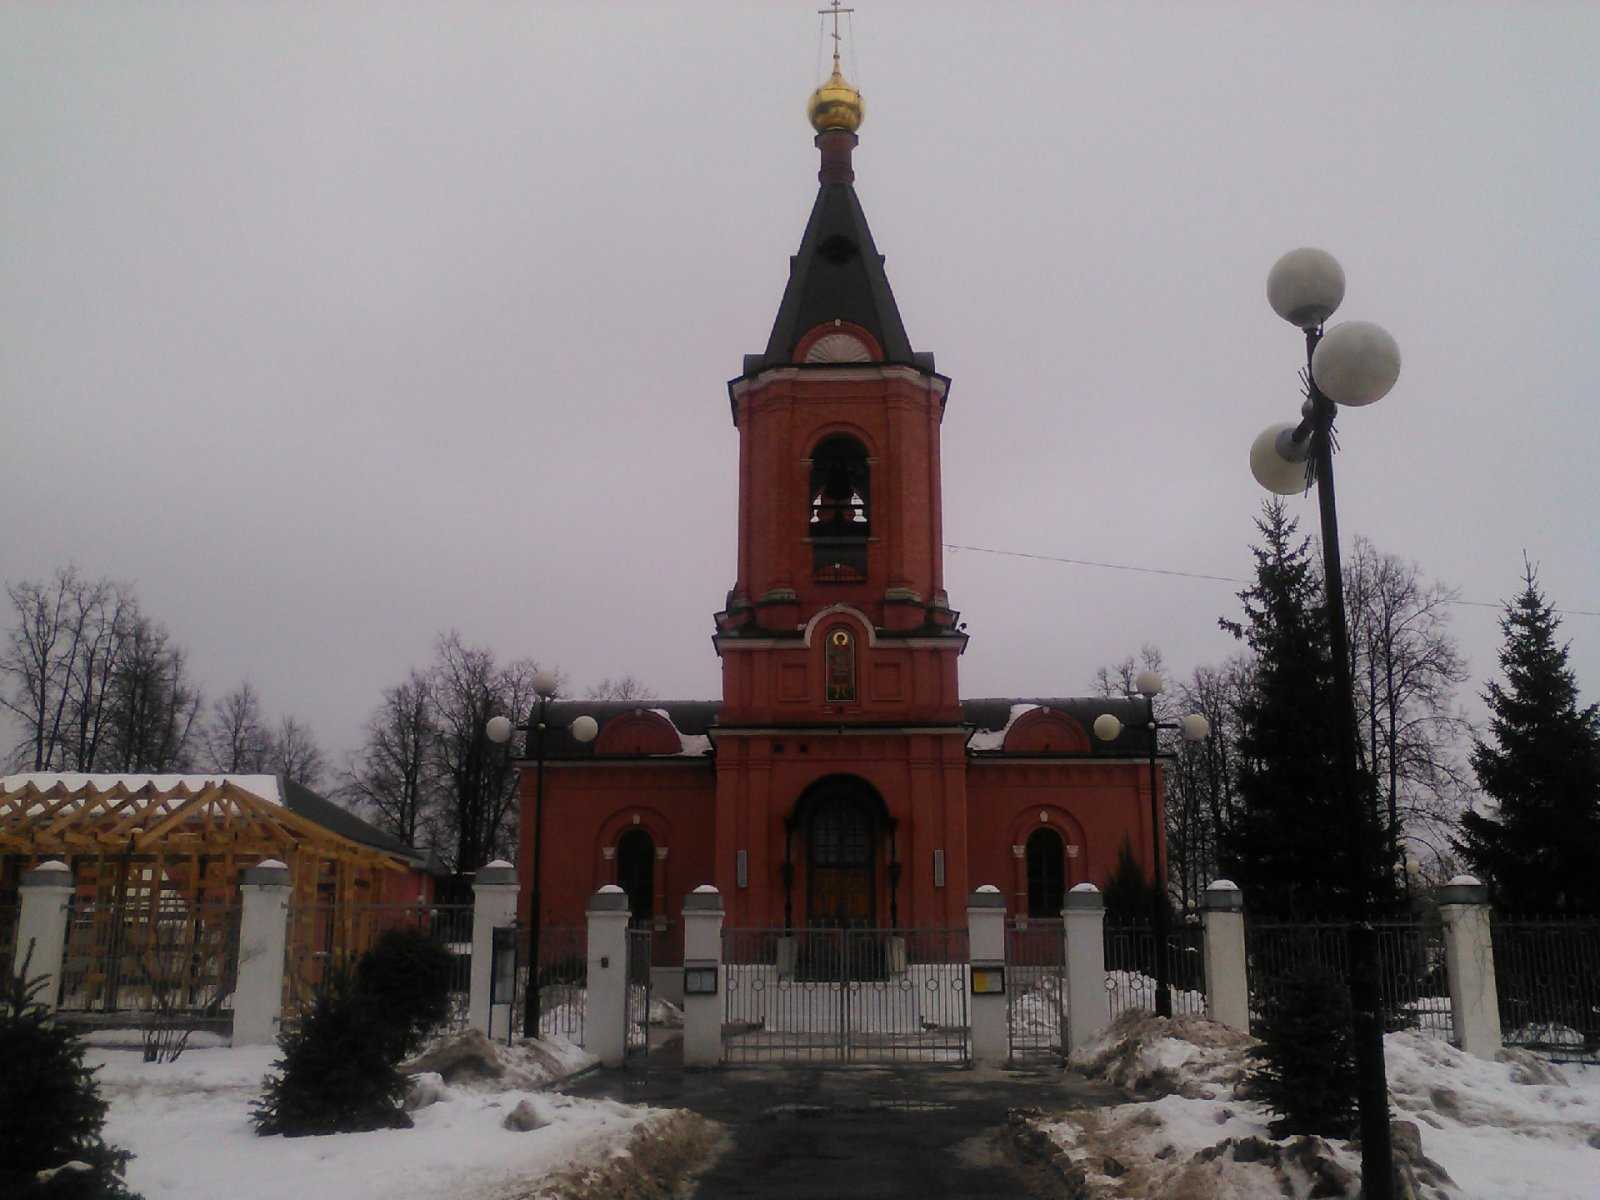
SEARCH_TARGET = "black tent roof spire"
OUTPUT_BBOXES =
[743,42,932,377]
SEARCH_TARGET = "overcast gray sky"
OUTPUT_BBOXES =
[4,1,1597,771]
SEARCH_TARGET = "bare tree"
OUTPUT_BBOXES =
[585,675,654,702]
[204,682,274,773]
[269,715,326,789]
[1,567,136,770]
[343,672,435,847]
[99,615,203,771]
[1343,537,1473,876]
[429,632,543,873]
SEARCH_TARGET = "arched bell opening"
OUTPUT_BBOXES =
[809,434,871,582]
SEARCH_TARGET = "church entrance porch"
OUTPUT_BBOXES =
[722,926,968,1063]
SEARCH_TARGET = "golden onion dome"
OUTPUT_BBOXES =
[807,66,864,134]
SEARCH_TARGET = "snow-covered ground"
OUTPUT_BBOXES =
[1038,1012,1600,1199]
[91,1039,660,1200]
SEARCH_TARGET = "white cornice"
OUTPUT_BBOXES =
[730,365,947,402]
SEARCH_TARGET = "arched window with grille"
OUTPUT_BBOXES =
[809,435,870,581]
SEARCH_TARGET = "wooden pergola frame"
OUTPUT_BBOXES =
[1,777,410,1013]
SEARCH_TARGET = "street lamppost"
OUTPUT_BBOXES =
[486,669,598,1040]
[1092,672,1210,1018]
[1250,246,1402,1200]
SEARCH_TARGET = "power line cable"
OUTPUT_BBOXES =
[941,542,1600,619]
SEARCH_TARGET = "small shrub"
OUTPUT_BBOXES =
[1246,961,1359,1138]
[252,971,411,1137]
[0,943,143,1199]
[355,928,454,1058]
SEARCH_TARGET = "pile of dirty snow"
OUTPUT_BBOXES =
[1023,1011,1600,1199]
[92,1031,656,1200]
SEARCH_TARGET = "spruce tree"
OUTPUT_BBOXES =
[1219,500,1389,918]
[1246,961,1359,1138]
[0,944,142,1200]
[1457,562,1600,914]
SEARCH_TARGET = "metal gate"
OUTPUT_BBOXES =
[723,927,968,1063]
[626,926,652,1060]
[1007,919,1066,1061]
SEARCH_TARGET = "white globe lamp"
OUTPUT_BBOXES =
[570,714,599,744]
[1311,320,1401,407]
[485,715,513,745]
[1250,422,1313,495]
[1092,713,1122,743]
[1267,247,1345,329]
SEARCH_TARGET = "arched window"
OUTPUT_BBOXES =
[824,626,857,702]
[809,435,870,581]
[1026,827,1066,918]
[616,829,655,924]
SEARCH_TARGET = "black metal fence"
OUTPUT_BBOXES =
[1244,918,1452,1042]
[626,927,652,1058]
[0,903,17,974]
[283,902,474,1033]
[1492,918,1600,1064]
[723,927,969,1063]
[501,924,587,1045]
[1103,917,1207,1020]
[58,898,240,1021]
[1007,918,1065,1059]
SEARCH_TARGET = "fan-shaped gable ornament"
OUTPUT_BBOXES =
[804,331,873,363]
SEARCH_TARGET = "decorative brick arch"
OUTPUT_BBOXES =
[595,807,673,921]
[801,603,875,647]
[1002,707,1091,754]
[592,709,682,756]
[1005,805,1088,914]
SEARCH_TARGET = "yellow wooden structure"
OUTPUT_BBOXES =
[0,775,411,1013]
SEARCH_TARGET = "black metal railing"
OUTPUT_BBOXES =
[722,927,969,1063]
[58,898,240,1020]
[1492,918,1600,1064]
[1007,918,1065,1059]
[1244,918,1452,1042]
[1103,917,1207,1020]
[626,927,652,1058]
[503,925,587,1046]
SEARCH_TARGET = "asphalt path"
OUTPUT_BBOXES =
[559,1043,1118,1199]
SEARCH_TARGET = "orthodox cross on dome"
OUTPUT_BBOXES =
[818,1,855,74]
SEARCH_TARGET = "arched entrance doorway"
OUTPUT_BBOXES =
[616,828,654,926]
[1026,826,1066,918]
[791,776,889,930]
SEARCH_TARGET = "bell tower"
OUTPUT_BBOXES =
[714,50,966,727]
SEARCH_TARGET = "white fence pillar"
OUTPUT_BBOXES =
[233,860,292,1046]
[1202,879,1250,1033]
[14,861,73,1010]
[471,860,520,1038]
[1439,874,1501,1059]
[681,885,724,1067]
[967,885,1008,1067]
[585,886,632,1068]
[1064,882,1108,1053]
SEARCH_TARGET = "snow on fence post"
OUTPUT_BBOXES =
[234,860,292,1046]
[471,861,519,1039]
[1064,883,1109,1053]
[1202,879,1249,1033]
[966,886,1008,1067]
[585,886,631,1068]
[681,886,724,1068]
[1439,874,1501,1059]
[14,860,73,1010]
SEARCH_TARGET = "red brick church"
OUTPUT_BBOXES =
[519,62,1159,958]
